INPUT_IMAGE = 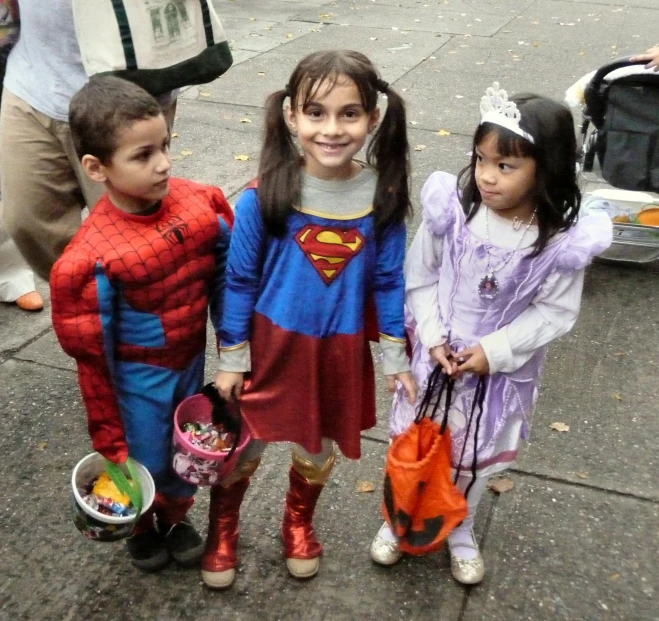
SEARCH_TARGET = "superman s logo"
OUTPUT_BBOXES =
[295,225,366,285]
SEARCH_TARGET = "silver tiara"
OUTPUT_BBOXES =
[479,82,534,144]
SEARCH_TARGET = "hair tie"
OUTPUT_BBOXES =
[375,79,389,93]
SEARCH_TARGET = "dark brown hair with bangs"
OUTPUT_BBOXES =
[457,94,580,255]
[258,49,412,236]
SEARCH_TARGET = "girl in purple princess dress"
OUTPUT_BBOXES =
[370,83,613,585]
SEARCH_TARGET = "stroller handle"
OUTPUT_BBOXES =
[584,56,651,128]
[588,56,651,91]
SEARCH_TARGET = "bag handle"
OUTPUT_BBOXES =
[200,383,242,463]
[110,0,137,71]
[415,365,454,434]
[105,456,143,523]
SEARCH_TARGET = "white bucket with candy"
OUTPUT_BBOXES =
[173,384,251,486]
[71,453,155,542]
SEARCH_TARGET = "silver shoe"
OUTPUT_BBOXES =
[448,528,485,585]
[369,523,402,566]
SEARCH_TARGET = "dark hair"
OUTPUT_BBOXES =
[457,94,580,256]
[69,75,163,163]
[258,50,412,236]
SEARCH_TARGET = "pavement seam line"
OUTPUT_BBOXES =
[508,467,659,504]
[0,325,54,364]
[363,436,659,504]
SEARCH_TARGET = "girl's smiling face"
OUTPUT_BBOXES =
[475,132,537,221]
[287,76,380,182]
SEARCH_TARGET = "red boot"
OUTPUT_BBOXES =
[201,459,260,589]
[282,451,335,579]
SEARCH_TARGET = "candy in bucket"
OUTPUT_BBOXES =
[173,384,251,486]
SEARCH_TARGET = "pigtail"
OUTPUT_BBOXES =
[257,89,301,237]
[366,85,413,232]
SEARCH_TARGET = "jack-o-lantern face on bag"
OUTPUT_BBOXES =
[382,418,468,555]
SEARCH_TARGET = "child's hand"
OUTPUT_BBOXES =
[386,371,418,404]
[630,47,659,71]
[215,370,244,401]
[455,344,490,376]
[430,343,459,376]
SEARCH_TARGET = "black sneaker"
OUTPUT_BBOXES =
[126,530,170,572]
[160,517,205,567]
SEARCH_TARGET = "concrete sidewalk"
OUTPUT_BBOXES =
[0,1,657,619]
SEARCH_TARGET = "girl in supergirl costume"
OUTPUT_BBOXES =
[204,50,418,589]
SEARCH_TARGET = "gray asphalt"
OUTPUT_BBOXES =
[0,1,657,620]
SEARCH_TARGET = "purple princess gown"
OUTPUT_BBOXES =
[390,172,613,477]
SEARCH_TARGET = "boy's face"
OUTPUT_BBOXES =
[99,114,172,213]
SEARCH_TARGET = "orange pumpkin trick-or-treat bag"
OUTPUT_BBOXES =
[383,367,468,555]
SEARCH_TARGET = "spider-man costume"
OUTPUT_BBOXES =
[51,178,233,500]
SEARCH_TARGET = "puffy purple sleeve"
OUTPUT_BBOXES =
[556,213,613,273]
[421,171,460,237]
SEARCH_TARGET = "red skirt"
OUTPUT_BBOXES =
[239,313,376,459]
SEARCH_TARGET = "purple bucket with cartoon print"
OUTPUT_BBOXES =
[172,385,250,486]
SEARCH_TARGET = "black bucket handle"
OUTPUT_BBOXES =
[200,383,242,463]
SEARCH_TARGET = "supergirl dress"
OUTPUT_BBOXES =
[220,169,409,459]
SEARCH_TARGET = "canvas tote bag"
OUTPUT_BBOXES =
[72,0,232,96]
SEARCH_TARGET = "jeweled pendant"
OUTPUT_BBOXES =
[478,272,498,299]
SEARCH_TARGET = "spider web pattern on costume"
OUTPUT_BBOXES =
[51,179,233,461]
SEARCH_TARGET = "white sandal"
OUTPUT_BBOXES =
[447,528,485,585]
[369,522,402,566]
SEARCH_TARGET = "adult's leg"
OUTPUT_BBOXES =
[0,211,40,306]
[0,90,103,280]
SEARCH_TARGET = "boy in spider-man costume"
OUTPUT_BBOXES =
[50,76,234,571]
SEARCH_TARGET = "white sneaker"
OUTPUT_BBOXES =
[447,527,485,585]
[369,522,402,566]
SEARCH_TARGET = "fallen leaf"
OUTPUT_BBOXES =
[286,33,294,39]
[171,132,179,138]
[414,144,427,151]
[234,154,250,161]
[37,441,48,450]
[356,480,375,493]
[476,61,485,65]
[613,352,627,357]
[258,72,266,77]
[550,422,570,432]
[319,13,334,19]
[199,91,211,97]
[239,117,252,124]
[437,129,451,136]
[180,149,193,156]
[488,478,514,494]
[613,393,622,401]
[576,471,589,479]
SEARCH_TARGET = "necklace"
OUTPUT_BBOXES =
[478,207,537,300]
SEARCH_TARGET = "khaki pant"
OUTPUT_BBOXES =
[0,89,176,281]
[0,89,105,281]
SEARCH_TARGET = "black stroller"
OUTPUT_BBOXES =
[568,57,659,264]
